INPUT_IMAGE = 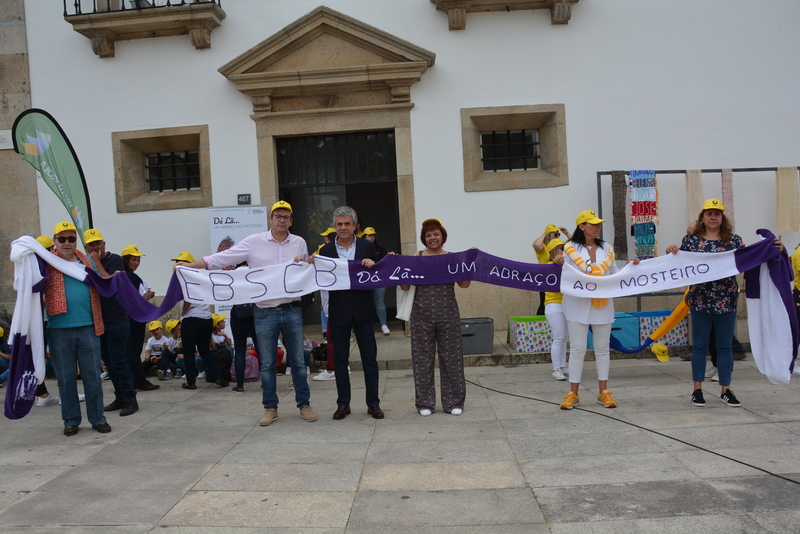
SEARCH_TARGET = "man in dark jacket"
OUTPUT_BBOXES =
[85,229,138,417]
[317,206,384,420]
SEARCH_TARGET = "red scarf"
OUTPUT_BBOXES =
[44,249,104,336]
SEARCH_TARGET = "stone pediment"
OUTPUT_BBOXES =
[219,6,435,115]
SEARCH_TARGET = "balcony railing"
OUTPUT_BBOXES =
[64,1,222,16]
[63,0,225,58]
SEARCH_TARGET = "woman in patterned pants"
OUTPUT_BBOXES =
[402,218,470,417]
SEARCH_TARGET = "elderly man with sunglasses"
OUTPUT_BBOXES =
[44,221,111,436]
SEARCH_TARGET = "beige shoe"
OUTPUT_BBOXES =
[259,408,278,426]
[300,405,317,422]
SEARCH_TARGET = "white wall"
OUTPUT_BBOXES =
[23,0,800,294]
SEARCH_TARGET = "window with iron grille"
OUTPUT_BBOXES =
[277,131,397,188]
[145,151,200,192]
[480,130,539,172]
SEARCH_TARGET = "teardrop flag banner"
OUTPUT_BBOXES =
[12,109,93,245]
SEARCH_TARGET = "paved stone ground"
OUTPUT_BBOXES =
[0,326,798,532]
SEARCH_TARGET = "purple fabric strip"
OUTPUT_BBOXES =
[32,255,49,293]
[347,249,561,292]
[758,229,799,361]
[734,230,781,274]
[3,334,37,420]
[80,268,186,323]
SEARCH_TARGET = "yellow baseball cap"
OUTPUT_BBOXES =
[319,227,336,237]
[270,200,292,214]
[83,229,103,244]
[165,319,180,334]
[0,327,4,338]
[575,210,605,226]
[36,235,54,249]
[544,224,559,234]
[212,313,227,326]
[122,245,145,257]
[545,238,566,254]
[148,320,163,331]
[701,198,725,212]
[421,218,443,227]
[363,227,377,235]
[171,252,195,262]
[53,221,77,235]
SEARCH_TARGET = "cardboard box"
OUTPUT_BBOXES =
[461,317,494,354]
[631,310,689,346]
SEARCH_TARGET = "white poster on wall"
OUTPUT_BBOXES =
[208,206,269,335]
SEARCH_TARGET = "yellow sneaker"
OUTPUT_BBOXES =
[560,392,580,410]
[597,390,617,408]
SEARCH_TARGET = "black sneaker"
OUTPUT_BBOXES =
[691,389,706,407]
[720,389,741,407]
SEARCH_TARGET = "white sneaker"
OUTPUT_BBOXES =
[381,324,390,335]
[78,394,85,402]
[419,408,432,416]
[285,367,291,375]
[792,362,800,376]
[36,395,60,407]
[197,371,206,379]
[348,366,351,374]
[561,366,569,377]
[450,408,463,416]
[552,369,567,381]
[705,366,718,379]
[312,370,336,381]
[100,371,110,380]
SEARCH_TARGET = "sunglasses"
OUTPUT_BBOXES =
[55,236,77,243]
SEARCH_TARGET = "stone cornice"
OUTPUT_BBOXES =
[219,6,434,76]
[227,62,430,98]
[219,6,434,117]
[430,0,579,30]
[65,3,225,58]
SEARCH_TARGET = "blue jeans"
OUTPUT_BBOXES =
[372,287,387,325]
[181,317,222,385]
[100,319,136,403]
[254,303,309,410]
[48,325,106,427]
[174,353,204,372]
[231,315,259,388]
[691,310,736,387]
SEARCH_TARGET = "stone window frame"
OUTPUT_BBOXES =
[112,125,212,213]
[461,104,568,192]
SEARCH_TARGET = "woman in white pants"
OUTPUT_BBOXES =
[544,238,568,380]
[553,210,639,409]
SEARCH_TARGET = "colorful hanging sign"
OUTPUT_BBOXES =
[629,169,657,259]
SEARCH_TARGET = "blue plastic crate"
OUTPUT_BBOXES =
[588,312,639,350]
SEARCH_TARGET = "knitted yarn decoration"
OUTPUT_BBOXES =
[611,170,628,261]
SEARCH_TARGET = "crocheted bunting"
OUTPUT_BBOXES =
[611,170,628,261]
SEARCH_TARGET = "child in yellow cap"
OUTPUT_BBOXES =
[144,320,172,380]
